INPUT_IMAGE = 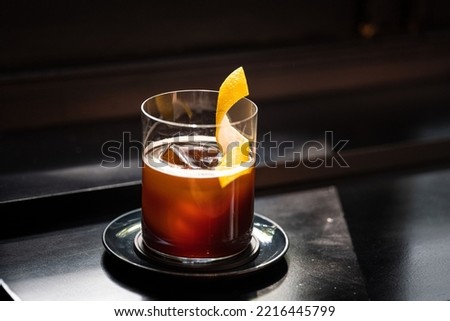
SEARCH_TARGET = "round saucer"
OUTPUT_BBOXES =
[102,209,289,278]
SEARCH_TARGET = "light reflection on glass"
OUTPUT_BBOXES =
[253,222,275,244]
[116,223,141,238]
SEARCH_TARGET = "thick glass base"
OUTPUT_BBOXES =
[134,232,260,272]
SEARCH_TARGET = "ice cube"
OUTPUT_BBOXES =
[191,143,221,169]
[159,142,221,169]
[160,143,198,169]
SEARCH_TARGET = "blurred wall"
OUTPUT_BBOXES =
[1,0,449,130]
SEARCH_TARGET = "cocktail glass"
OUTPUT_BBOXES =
[140,90,258,265]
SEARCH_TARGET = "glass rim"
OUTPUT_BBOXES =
[141,89,258,129]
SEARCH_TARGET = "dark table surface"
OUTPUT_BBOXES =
[337,166,450,300]
[0,186,367,300]
[2,164,450,300]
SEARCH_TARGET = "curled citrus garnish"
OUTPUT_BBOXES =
[215,66,252,187]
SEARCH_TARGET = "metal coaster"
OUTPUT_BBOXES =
[102,209,289,278]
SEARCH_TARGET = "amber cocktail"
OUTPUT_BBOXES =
[141,90,257,263]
